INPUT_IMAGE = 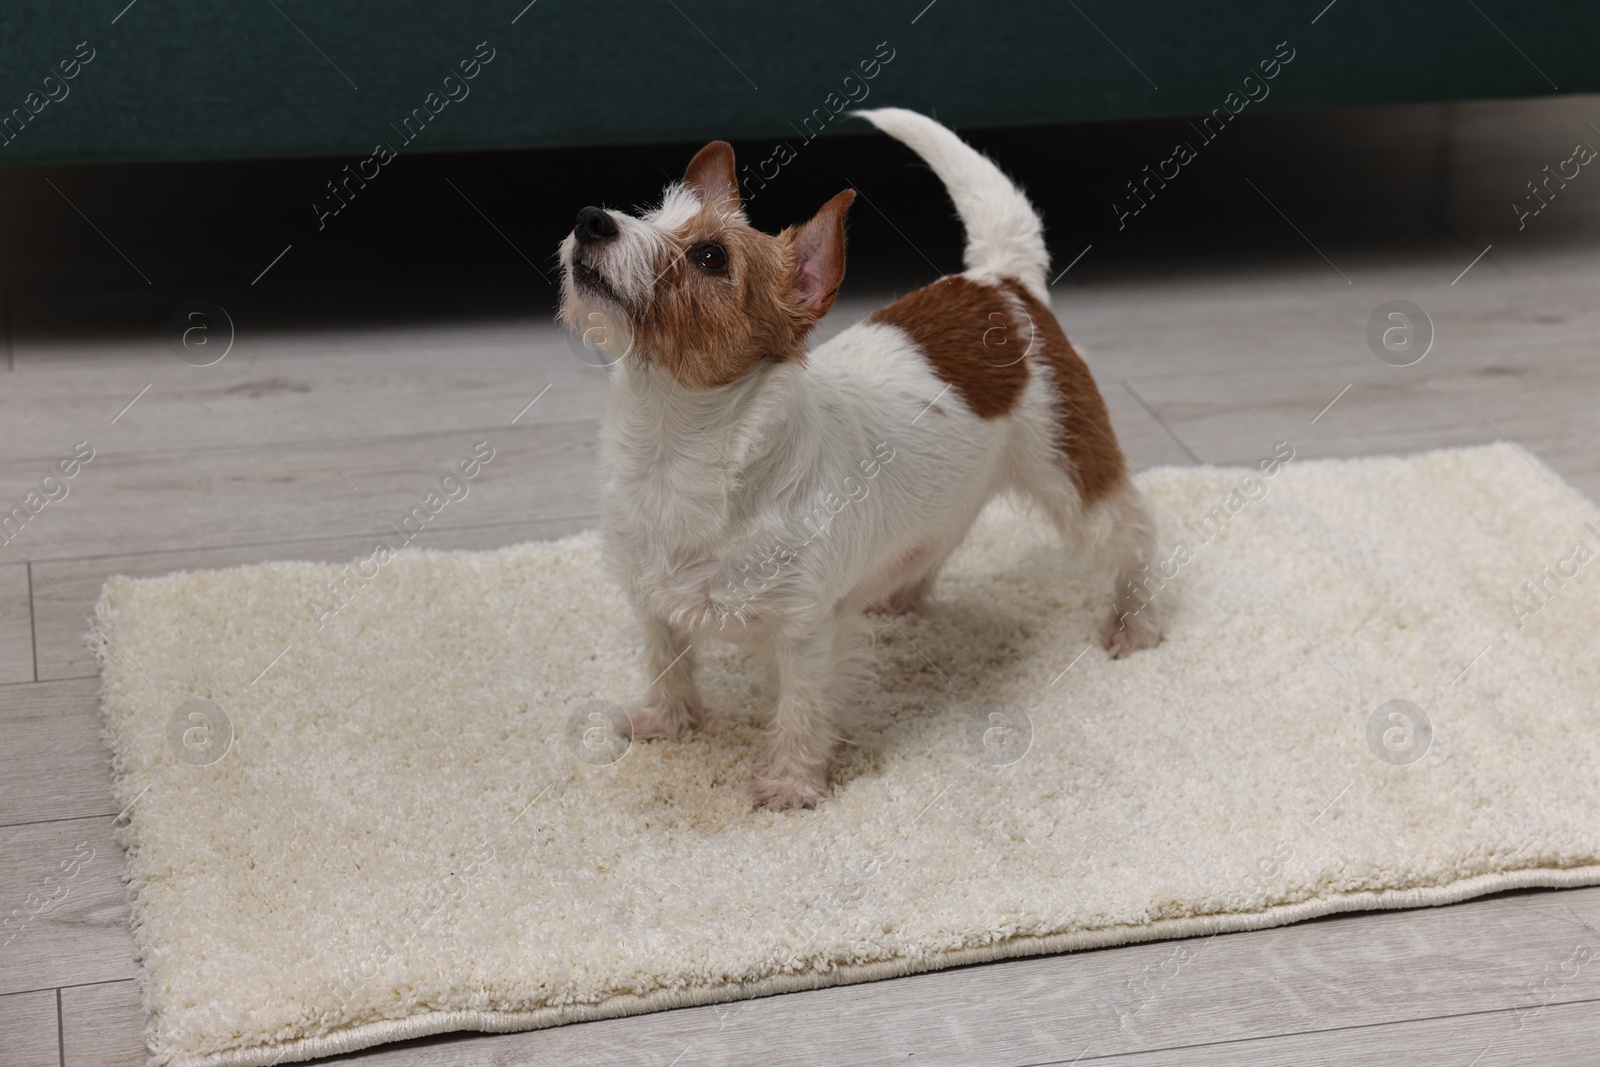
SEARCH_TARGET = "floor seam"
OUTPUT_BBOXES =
[8,976,137,999]
[1030,993,1600,1066]
[0,811,119,831]
[1121,379,1202,464]
[27,560,39,683]
[0,674,97,689]
[0,414,599,470]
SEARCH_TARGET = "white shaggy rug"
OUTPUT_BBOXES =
[95,443,1600,1067]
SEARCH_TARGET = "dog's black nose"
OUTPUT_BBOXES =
[574,206,617,245]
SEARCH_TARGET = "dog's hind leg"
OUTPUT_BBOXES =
[1010,443,1163,658]
[1087,482,1163,658]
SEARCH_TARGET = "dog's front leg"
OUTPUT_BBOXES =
[624,616,701,741]
[750,618,841,810]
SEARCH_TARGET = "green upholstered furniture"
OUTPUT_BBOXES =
[1,1,1594,166]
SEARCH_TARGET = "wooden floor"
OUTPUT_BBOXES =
[5,93,1600,1065]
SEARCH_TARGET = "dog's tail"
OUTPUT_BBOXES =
[853,107,1049,300]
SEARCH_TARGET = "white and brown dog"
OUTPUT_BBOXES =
[558,108,1160,810]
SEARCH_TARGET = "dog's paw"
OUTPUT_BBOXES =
[1101,609,1162,659]
[623,698,699,741]
[749,768,828,810]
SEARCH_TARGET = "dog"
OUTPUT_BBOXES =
[558,108,1161,810]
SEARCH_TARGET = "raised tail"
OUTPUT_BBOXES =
[853,107,1049,299]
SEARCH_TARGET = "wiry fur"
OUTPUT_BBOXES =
[557,110,1161,810]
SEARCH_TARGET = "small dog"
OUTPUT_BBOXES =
[558,108,1161,809]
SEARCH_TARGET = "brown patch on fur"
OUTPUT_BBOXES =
[999,278,1126,503]
[631,213,810,389]
[867,276,1030,418]
[683,142,739,210]
[631,145,854,390]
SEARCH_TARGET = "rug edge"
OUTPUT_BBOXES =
[89,578,167,1067]
[167,862,1600,1067]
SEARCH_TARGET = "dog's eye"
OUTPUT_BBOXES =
[693,243,727,271]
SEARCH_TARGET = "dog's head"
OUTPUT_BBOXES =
[558,141,855,389]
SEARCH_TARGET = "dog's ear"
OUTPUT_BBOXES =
[785,189,855,321]
[683,141,741,213]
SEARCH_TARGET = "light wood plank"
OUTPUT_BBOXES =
[1048,253,1600,382]
[0,325,605,459]
[0,421,598,564]
[0,561,34,683]
[60,981,144,1067]
[30,515,596,682]
[1088,997,1600,1066]
[10,289,560,370]
[0,680,110,827]
[1126,344,1600,499]
[0,989,60,1067]
[0,816,136,995]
